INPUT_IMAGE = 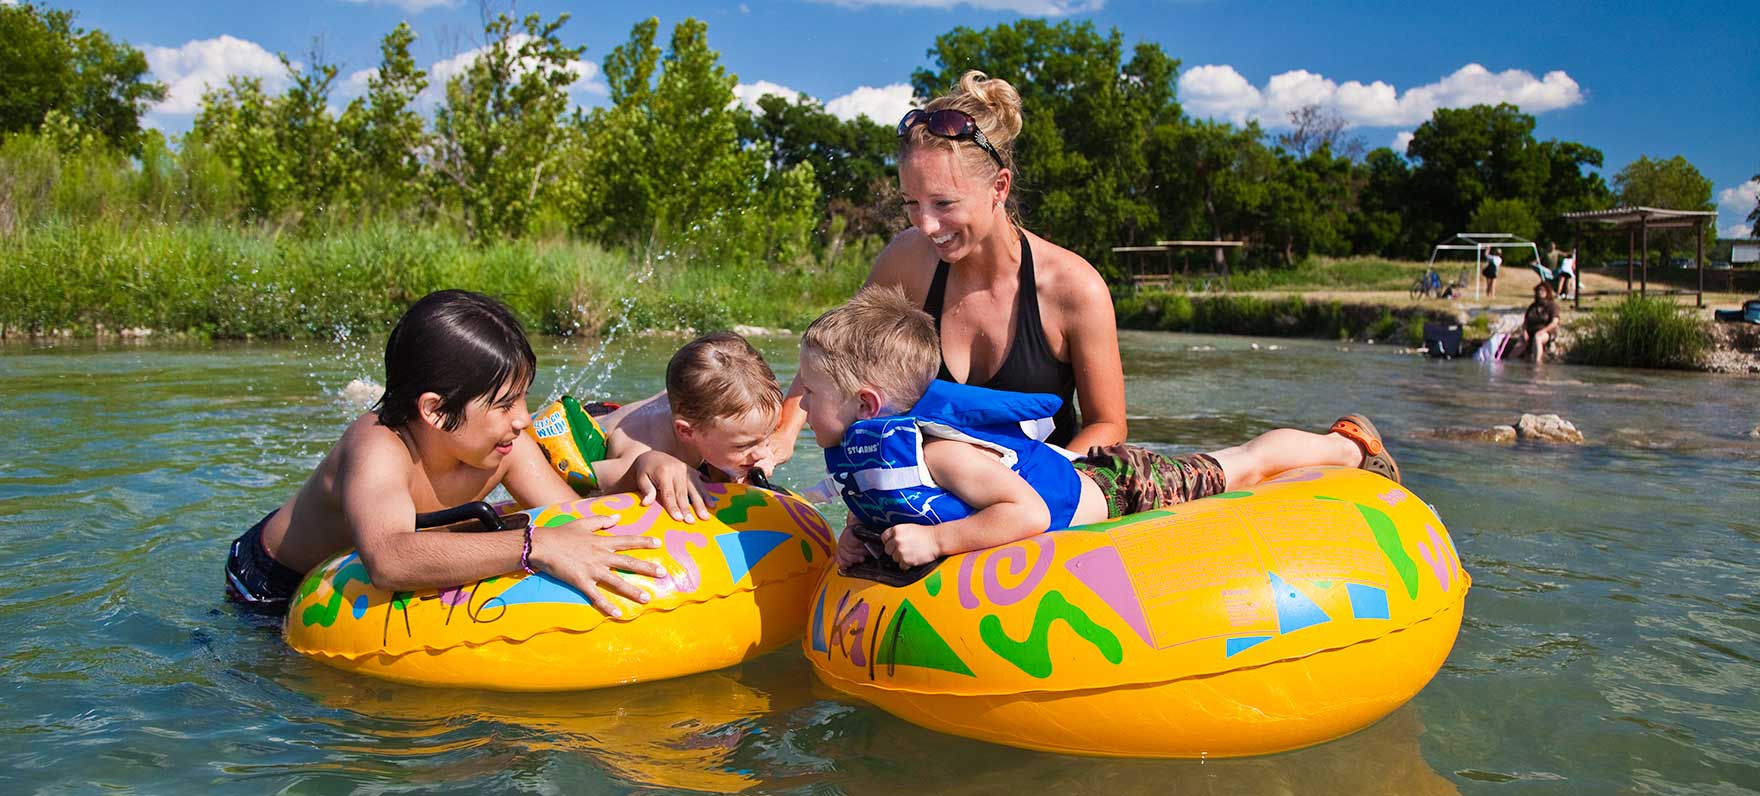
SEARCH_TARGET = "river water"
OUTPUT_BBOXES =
[1,330,1755,795]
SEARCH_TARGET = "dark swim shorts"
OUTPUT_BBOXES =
[1073,444,1229,519]
[223,511,304,614]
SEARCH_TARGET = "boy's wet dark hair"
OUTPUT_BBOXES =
[374,290,537,431]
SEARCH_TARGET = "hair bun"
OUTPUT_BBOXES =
[958,70,1023,143]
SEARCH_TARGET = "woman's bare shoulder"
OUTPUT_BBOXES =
[869,228,938,303]
[1027,232,1111,310]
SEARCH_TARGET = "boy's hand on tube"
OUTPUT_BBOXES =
[632,450,711,523]
[529,517,663,618]
[835,523,871,570]
[882,523,941,568]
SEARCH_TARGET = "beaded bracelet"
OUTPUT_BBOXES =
[520,524,537,575]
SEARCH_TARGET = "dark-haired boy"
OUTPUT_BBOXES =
[223,290,663,617]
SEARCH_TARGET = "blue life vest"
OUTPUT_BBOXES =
[824,380,1082,532]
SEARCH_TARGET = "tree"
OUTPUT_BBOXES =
[1148,118,1271,273]
[1277,104,1365,161]
[1468,197,1541,249]
[739,92,894,236]
[1350,147,1420,256]
[1257,147,1354,264]
[339,23,429,213]
[571,18,818,264]
[1534,139,1611,245]
[1613,154,1715,262]
[912,20,1180,277]
[1406,104,1548,241]
[0,2,165,153]
[431,11,583,239]
[191,77,296,220]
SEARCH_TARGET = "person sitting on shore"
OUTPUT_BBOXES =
[224,290,663,617]
[799,286,1402,571]
[1514,282,1562,363]
[588,331,783,524]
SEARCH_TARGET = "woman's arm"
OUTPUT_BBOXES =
[1058,263,1128,452]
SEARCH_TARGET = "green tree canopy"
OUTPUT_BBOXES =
[1406,103,1547,240]
[0,2,165,153]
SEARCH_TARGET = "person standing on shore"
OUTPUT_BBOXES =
[1482,248,1504,298]
[768,70,1127,458]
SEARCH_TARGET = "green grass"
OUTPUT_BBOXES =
[1134,257,1439,293]
[1114,291,1454,343]
[1569,295,1709,369]
[0,220,876,339]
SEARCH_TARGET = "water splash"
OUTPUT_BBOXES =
[548,245,667,402]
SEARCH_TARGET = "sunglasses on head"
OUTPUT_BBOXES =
[897,108,1006,171]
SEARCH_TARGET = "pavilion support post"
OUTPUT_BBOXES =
[1627,227,1635,294]
[1695,219,1704,308]
[1640,216,1649,298]
[1573,221,1582,310]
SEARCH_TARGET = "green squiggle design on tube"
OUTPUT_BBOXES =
[1358,503,1419,599]
[300,558,373,628]
[979,590,1123,679]
[714,490,768,525]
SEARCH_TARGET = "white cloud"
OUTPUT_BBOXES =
[144,35,288,116]
[1177,64,1261,124]
[1392,130,1414,153]
[825,83,915,123]
[339,0,460,12]
[732,82,915,125]
[1180,63,1585,129]
[807,0,1103,15]
[732,80,808,113]
[1717,179,1759,238]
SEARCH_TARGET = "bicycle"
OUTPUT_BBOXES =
[1410,269,1443,300]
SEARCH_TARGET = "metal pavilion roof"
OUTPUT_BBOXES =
[1560,206,1717,230]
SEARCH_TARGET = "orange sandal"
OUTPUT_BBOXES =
[1331,414,1401,484]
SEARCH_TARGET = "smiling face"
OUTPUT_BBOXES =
[898,147,1009,263]
[677,406,777,478]
[427,375,533,470]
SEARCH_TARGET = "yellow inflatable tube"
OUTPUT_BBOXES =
[804,467,1469,758]
[286,484,834,691]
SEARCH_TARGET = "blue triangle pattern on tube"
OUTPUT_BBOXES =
[715,531,792,584]
[1270,572,1331,634]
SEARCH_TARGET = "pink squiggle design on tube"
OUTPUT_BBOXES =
[437,585,471,607]
[1379,489,1408,506]
[982,534,1055,607]
[653,530,710,596]
[780,494,833,555]
[831,591,869,668]
[1418,524,1452,592]
[958,552,980,609]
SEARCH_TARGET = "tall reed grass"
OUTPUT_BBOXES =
[1568,296,1709,369]
[0,221,875,339]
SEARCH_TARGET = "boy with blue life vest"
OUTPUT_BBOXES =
[223,290,664,616]
[798,286,1401,570]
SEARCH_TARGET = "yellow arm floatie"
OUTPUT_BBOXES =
[528,396,609,495]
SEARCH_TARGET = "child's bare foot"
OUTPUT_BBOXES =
[1331,414,1401,484]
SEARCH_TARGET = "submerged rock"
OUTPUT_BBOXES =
[1426,425,1517,444]
[1750,423,1759,439]
[1516,413,1584,444]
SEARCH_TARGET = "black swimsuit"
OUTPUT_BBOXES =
[923,236,1079,446]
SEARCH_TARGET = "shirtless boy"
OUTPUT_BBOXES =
[223,290,663,616]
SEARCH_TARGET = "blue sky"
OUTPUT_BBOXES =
[48,0,1760,236]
